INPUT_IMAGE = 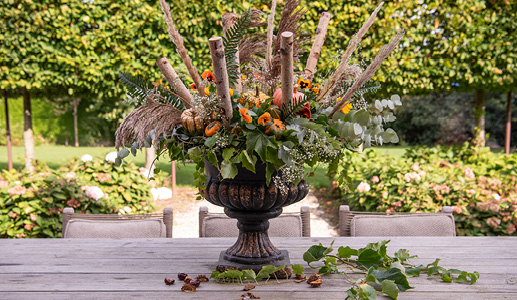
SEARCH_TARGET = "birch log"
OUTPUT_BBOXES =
[280,31,294,112]
[159,0,206,96]
[156,57,192,108]
[265,0,277,72]
[304,12,332,81]
[208,37,232,128]
[222,13,242,94]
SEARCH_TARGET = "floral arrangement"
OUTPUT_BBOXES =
[115,0,404,193]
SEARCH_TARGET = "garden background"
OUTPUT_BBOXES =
[1,0,516,238]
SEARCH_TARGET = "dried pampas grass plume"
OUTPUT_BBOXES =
[115,94,182,150]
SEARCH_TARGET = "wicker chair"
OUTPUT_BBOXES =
[199,206,311,237]
[62,207,173,238]
[339,205,456,237]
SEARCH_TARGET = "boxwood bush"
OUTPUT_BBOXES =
[337,144,517,236]
[0,156,160,238]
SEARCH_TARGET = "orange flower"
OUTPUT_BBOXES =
[239,108,252,123]
[202,70,215,82]
[241,75,247,81]
[257,112,272,126]
[311,83,320,95]
[297,77,311,89]
[190,83,197,91]
[265,118,285,134]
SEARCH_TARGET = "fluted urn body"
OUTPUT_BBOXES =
[201,159,309,273]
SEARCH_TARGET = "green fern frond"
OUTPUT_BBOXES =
[336,80,381,100]
[118,71,184,110]
[223,9,251,88]
[282,93,315,121]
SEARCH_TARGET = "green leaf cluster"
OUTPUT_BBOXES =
[209,264,288,283]
[302,240,479,299]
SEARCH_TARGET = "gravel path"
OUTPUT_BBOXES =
[155,187,338,238]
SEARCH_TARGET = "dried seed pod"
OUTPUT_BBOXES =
[307,273,322,287]
[239,292,260,299]
[189,279,201,287]
[164,277,175,285]
[181,284,196,292]
[295,274,307,280]
[177,272,188,281]
[308,278,322,287]
[196,275,209,282]
[183,276,193,284]
[243,283,255,291]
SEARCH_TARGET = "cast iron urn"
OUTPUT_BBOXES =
[201,159,309,274]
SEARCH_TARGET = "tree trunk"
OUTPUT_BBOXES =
[3,90,13,170]
[144,147,156,171]
[171,161,176,193]
[21,88,35,172]
[72,98,80,147]
[474,89,486,147]
[505,91,512,154]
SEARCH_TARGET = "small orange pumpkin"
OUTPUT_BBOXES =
[272,86,305,108]
[205,121,222,137]
[240,87,269,108]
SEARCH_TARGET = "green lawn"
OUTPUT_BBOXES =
[0,145,408,188]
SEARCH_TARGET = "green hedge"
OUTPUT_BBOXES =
[0,156,161,238]
[337,144,517,236]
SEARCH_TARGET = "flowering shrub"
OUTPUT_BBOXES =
[336,144,517,236]
[0,156,160,238]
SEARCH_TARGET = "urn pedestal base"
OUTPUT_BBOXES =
[202,159,309,278]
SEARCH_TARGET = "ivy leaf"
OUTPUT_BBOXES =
[205,136,217,148]
[222,148,235,161]
[303,244,328,263]
[405,265,424,277]
[256,265,279,280]
[220,161,238,179]
[291,264,304,275]
[357,249,383,269]
[368,267,412,292]
[382,280,399,299]
[242,269,257,281]
[205,152,218,168]
[266,163,276,186]
[240,151,256,173]
[338,246,359,259]
[246,131,276,162]
[358,283,377,300]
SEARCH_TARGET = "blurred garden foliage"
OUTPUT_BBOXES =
[336,144,517,236]
[1,0,515,146]
[0,155,161,238]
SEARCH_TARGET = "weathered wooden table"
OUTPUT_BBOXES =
[1,237,516,299]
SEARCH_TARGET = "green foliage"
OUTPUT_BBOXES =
[118,72,184,109]
[210,264,289,283]
[390,93,475,146]
[223,9,251,89]
[302,240,479,299]
[0,155,159,238]
[336,144,517,236]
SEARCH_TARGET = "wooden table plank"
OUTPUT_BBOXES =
[0,237,516,299]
